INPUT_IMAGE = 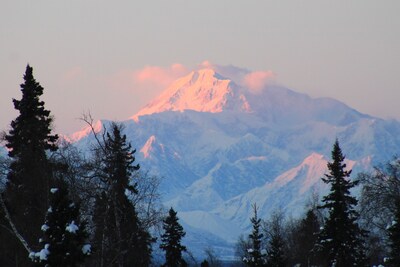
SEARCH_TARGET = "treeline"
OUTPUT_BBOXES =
[237,141,400,267]
[0,66,189,266]
[1,66,400,267]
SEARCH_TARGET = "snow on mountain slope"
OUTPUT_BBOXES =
[68,66,400,259]
[214,153,356,229]
[176,152,356,244]
[133,67,369,126]
[132,69,251,120]
[140,135,159,159]
[63,120,103,143]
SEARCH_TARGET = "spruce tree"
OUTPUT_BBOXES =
[30,183,90,266]
[244,204,265,267]
[316,139,367,267]
[265,213,286,267]
[0,65,58,265]
[386,198,400,266]
[293,209,321,266]
[91,123,152,266]
[200,259,210,267]
[160,207,187,267]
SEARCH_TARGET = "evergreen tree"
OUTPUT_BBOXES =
[91,123,152,267]
[358,158,400,265]
[244,204,265,266]
[386,198,400,266]
[265,213,286,267]
[293,209,321,266]
[200,259,210,267]
[30,183,90,266]
[316,139,367,267]
[266,236,285,267]
[160,207,187,267]
[0,65,58,265]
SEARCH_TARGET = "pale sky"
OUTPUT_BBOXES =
[1,1,400,135]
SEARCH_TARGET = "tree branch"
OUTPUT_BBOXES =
[0,193,32,254]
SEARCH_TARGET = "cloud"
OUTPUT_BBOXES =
[198,60,214,69]
[198,61,249,83]
[198,61,275,93]
[108,62,275,104]
[243,71,275,93]
[133,63,188,88]
[108,64,189,96]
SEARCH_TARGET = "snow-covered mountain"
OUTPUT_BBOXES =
[71,67,400,260]
[132,69,251,120]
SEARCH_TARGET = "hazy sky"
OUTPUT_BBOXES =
[1,1,400,135]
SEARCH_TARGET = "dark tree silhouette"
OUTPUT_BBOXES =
[200,259,210,267]
[0,65,58,265]
[316,139,367,267]
[359,158,400,264]
[30,183,90,266]
[265,212,286,267]
[90,123,152,267]
[386,198,400,266]
[244,204,265,266]
[289,210,320,266]
[160,207,187,267]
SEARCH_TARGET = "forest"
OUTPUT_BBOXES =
[1,66,399,267]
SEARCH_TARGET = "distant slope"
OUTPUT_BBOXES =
[69,67,400,259]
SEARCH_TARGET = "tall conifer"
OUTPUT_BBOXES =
[244,204,265,267]
[316,140,367,266]
[91,123,152,266]
[160,207,187,267]
[0,65,58,265]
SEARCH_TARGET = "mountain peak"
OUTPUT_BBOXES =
[131,66,368,126]
[132,69,251,120]
[191,68,229,82]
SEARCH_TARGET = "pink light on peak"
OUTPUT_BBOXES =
[140,135,156,158]
[126,62,278,121]
[67,120,103,142]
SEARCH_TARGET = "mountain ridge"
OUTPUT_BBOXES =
[68,66,400,259]
[132,68,251,120]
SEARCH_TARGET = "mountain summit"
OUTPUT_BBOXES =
[70,64,400,259]
[132,68,251,120]
[132,67,367,127]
